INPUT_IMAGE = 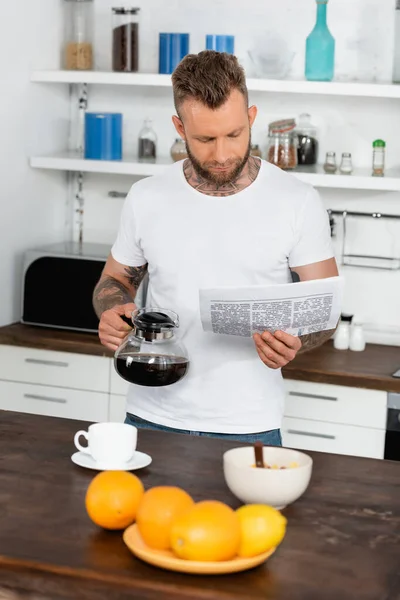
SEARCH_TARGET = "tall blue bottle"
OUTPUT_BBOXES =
[305,0,335,82]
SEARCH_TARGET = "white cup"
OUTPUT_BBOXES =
[74,422,137,465]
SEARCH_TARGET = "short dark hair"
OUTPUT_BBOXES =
[172,50,248,115]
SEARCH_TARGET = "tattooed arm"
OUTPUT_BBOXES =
[93,254,148,351]
[254,258,339,368]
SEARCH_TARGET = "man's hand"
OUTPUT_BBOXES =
[99,303,136,352]
[253,330,302,369]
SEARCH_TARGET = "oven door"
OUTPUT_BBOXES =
[384,393,400,461]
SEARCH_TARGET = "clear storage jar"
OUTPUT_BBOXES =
[64,0,94,71]
[267,119,298,170]
[112,7,140,72]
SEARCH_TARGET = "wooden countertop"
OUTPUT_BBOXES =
[0,322,400,392]
[0,411,398,600]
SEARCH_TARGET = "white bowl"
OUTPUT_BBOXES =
[223,446,313,510]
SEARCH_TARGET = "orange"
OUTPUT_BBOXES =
[85,471,144,530]
[136,486,194,550]
[170,500,241,562]
[236,504,287,558]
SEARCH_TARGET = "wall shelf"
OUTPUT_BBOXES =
[29,152,400,191]
[31,70,400,99]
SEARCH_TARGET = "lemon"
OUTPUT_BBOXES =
[236,504,287,558]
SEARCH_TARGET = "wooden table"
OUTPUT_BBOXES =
[0,411,399,600]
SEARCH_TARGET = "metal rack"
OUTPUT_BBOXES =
[328,209,400,270]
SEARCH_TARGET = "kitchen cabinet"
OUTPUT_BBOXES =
[0,341,389,458]
[282,379,386,458]
[0,345,110,423]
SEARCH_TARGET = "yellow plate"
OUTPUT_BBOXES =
[123,524,276,575]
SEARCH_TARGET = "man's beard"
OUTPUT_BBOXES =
[185,137,251,186]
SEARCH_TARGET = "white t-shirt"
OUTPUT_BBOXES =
[111,159,333,433]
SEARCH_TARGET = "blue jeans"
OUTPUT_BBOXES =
[125,413,282,446]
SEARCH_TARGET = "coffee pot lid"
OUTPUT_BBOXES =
[132,308,179,340]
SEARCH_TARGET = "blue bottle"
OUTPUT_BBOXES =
[305,0,335,82]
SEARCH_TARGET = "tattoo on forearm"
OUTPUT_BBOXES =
[298,329,336,354]
[93,264,148,317]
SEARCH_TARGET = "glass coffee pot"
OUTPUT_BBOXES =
[114,308,189,387]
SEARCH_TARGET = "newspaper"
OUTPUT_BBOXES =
[199,276,344,337]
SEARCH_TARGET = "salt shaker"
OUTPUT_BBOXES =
[350,322,366,352]
[333,314,353,350]
[138,119,157,161]
[340,153,353,175]
[323,151,337,174]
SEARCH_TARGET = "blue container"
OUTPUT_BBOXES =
[159,33,189,74]
[206,35,235,54]
[305,0,335,82]
[84,112,123,161]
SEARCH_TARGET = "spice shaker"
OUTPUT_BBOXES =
[372,139,385,177]
[323,151,337,174]
[296,113,319,165]
[349,321,366,352]
[170,138,188,162]
[339,153,353,175]
[333,314,353,350]
[267,119,298,170]
[138,119,157,161]
[64,0,94,70]
[112,7,140,72]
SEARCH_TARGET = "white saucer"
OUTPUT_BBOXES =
[71,450,152,472]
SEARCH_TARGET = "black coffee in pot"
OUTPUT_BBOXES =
[115,354,189,387]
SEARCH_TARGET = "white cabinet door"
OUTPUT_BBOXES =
[0,345,110,393]
[281,416,385,459]
[0,380,109,422]
[109,394,127,423]
[284,379,387,430]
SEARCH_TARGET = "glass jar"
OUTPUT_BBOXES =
[170,138,188,162]
[250,144,262,158]
[323,151,337,174]
[112,7,140,72]
[372,139,385,177]
[64,0,94,71]
[267,119,298,170]
[296,113,319,165]
[138,118,157,161]
[114,308,189,387]
[340,152,353,175]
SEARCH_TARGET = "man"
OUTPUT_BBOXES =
[93,51,338,445]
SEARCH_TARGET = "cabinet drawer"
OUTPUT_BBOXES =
[0,345,110,393]
[284,379,386,429]
[110,363,130,396]
[109,394,127,422]
[282,417,385,459]
[0,380,109,422]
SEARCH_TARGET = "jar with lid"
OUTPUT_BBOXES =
[340,152,353,175]
[296,113,319,165]
[323,151,337,174]
[138,118,157,161]
[64,0,94,71]
[170,138,188,162]
[372,139,385,177]
[250,144,262,158]
[112,7,140,72]
[267,119,298,170]
[114,308,189,387]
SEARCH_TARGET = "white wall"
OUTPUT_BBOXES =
[0,0,69,326]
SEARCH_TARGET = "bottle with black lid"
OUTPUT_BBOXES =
[112,7,140,72]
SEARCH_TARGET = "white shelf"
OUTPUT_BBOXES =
[29,152,400,191]
[31,70,400,99]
